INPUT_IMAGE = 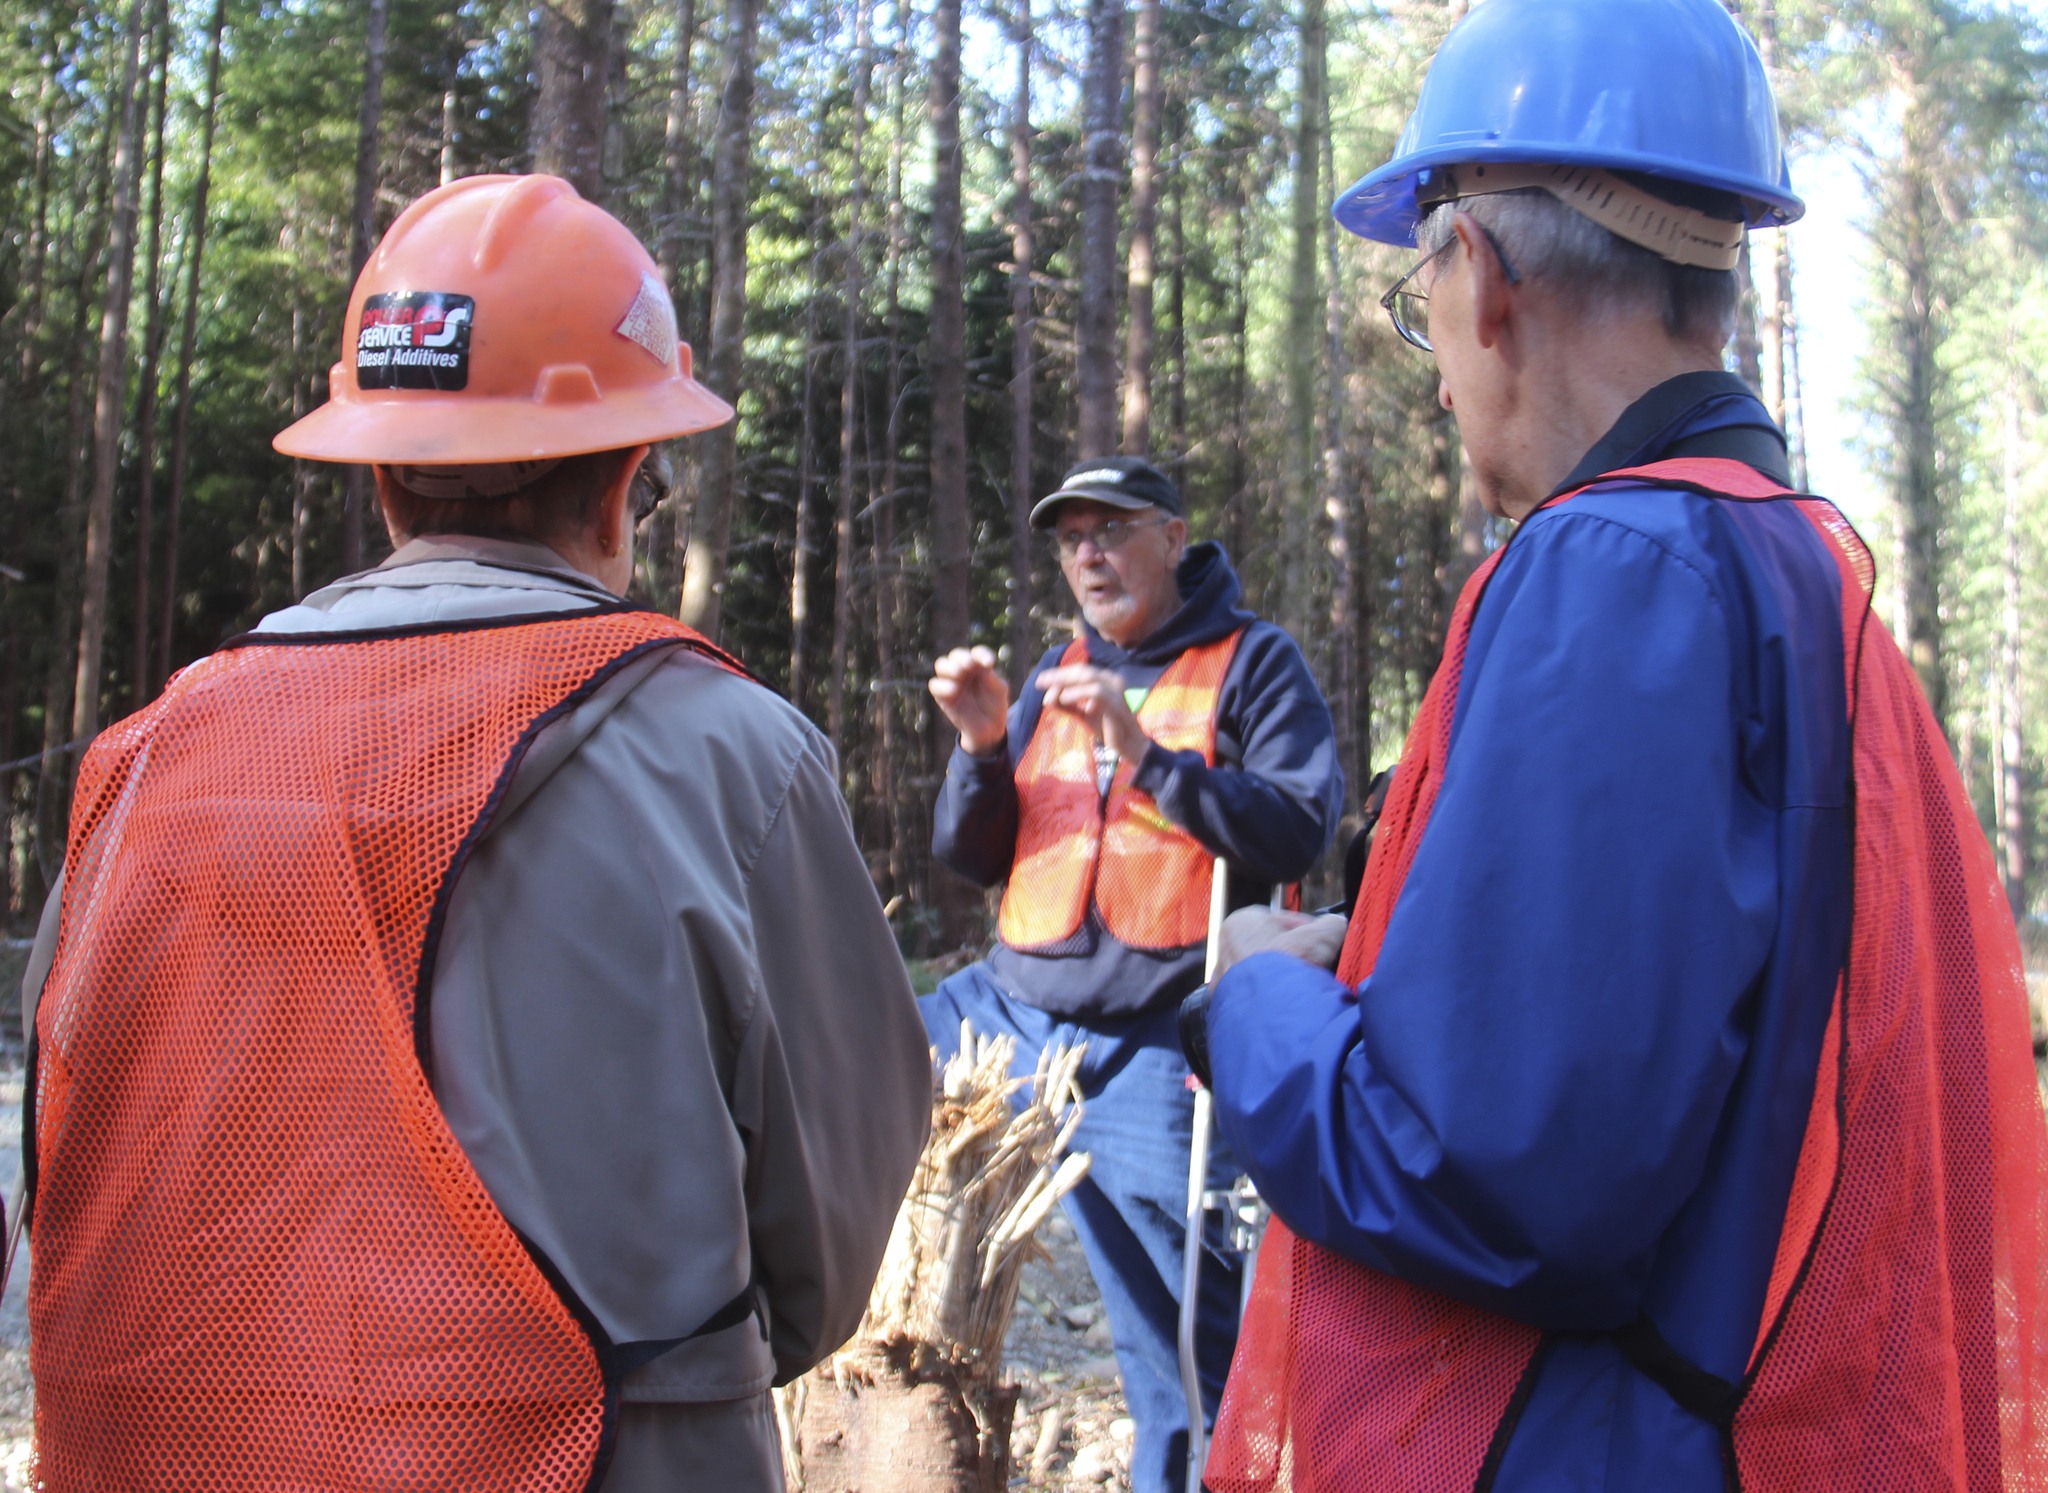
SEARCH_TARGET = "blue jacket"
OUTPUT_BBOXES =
[934,542,1345,1019]
[1208,374,1854,1491]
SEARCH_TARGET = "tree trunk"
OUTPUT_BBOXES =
[1227,171,1251,565]
[1167,122,1188,464]
[342,0,389,576]
[1890,73,1946,726]
[1425,413,1459,659]
[129,0,173,707]
[1007,0,1036,685]
[873,0,911,900]
[1119,0,1159,454]
[1780,235,1808,490]
[787,1346,1015,1493]
[37,175,111,885]
[1319,73,1363,792]
[1757,227,1788,430]
[658,0,702,286]
[291,302,313,599]
[1279,0,1326,635]
[1446,447,1487,602]
[1075,0,1124,459]
[678,0,761,638]
[158,0,228,695]
[12,67,54,390]
[928,0,977,956]
[791,241,821,714]
[441,12,466,186]
[1999,347,2027,916]
[71,0,151,745]
[532,0,615,201]
[1750,11,1794,443]
[928,0,969,656]
[831,0,874,750]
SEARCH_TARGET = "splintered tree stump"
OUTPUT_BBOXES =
[781,1032,1082,1491]
[789,1342,1016,1493]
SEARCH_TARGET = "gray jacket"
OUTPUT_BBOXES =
[24,537,931,1491]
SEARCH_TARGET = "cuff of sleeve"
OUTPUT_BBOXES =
[950,739,1011,777]
[1209,950,1348,1066]
[1130,740,1198,799]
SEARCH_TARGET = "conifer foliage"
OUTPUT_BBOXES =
[1,0,2045,943]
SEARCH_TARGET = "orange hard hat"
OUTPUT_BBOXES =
[274,174,732,465]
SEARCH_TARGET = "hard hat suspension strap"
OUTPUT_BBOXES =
[1423,162,1745,271]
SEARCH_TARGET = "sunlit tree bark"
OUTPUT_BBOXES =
[679,0,761,638]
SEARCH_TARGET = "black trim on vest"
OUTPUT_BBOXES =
[1465,472,1876,1493]
[1472,1333,1554,1493]
[509,1230,625,1493]
[1611,1313,1745,1427]
[1536,473,1875,1493]
[1728,498,1877,1493]
[408,630,741,1082]
[28,611,768,1493]
[396,621,764,1492]
[19,1024,37,1243]
[508,1242,758,1493]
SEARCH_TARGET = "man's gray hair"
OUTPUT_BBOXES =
[1418,189,1740,345]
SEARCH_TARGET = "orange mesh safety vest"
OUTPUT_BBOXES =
[997,628,1244,952]
[1205,460,2048,1493]
[27,607,752,1493]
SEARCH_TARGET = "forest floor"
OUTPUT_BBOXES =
[998,1211,1134,1490]
[0,1073,32,1493]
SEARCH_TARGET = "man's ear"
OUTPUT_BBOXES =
[1452,212,1516,353]
[596,445,650,557]
[370,465,411,549]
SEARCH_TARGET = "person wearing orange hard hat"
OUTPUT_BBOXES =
[18,173,930,1493]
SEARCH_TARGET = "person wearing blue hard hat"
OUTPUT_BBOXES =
[1179,2,2048,1491]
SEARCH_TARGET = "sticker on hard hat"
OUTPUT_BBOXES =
[615,272,678,367]
[356,291,474,391]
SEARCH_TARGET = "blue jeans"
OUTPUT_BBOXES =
[922,963,1242,1493]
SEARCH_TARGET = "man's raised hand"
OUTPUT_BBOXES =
[929,647,1010,756]
[1037,663,1154,764]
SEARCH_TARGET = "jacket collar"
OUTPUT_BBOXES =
[1551,370,1791,499]
[316,536,618,602]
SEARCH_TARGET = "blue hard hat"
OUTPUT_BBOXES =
[1335,0,1802,248]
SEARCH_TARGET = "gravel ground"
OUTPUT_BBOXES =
[1001,1210,1134,1490]
[0,1073,32,1493]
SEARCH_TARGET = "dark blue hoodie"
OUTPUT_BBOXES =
[933,541,1345,1019]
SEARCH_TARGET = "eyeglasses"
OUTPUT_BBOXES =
[1379,214,1522,353]
[631,449,673,523]
[1052,515,1172,559]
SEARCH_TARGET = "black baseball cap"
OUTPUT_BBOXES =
[1029,456,1184,528]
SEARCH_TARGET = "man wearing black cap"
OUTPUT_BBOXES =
[924,456,1344,1493]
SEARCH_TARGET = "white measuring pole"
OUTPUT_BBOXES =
[1179,858,1230,1493]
